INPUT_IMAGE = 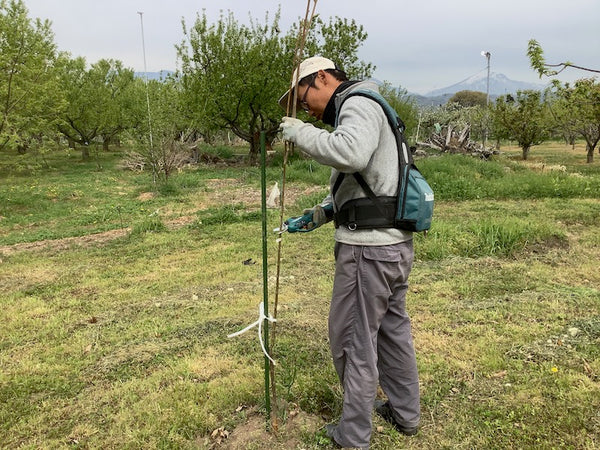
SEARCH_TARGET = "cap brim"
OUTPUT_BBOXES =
[278,56,336,111]
[278,89,291,111]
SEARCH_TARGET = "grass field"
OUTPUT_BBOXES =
[1,142,599,449]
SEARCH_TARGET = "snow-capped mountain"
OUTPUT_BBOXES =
[425,72,546,97]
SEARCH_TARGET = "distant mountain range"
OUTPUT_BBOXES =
[411,72,547,107]
[135,70,546,108]
[425,72,545,97]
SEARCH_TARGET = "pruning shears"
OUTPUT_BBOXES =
[273,211,316,234]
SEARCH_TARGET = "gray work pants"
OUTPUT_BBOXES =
[329,241,420,449]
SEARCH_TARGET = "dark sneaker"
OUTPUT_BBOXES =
[374,400,419,436]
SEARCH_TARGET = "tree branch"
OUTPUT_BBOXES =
[527,39,600,78]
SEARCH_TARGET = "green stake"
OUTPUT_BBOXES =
[259,131,271,427]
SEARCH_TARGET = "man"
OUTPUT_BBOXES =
[279,56,420,449]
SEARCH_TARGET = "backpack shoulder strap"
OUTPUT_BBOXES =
[335,89,412,165]
[332,88,413,217]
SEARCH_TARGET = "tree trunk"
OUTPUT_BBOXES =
[81,145,90,160]
[522,145,530,160]
[587,143,594,163]
[249,131,260,164]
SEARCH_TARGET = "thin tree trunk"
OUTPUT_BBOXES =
[249,131,260,165]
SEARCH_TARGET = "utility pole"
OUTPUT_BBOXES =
[481,50,491,148]
[137,11,153,149]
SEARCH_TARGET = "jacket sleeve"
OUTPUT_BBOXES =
[292,96,386,173]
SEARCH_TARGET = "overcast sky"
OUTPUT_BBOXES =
[23,0,600,95]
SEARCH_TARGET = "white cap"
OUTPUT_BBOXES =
[278,56,336,110]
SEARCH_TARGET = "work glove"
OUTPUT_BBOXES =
[279,116,304,143]
[285,203,334,233]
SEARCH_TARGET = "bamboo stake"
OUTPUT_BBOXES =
[268,0,318,432]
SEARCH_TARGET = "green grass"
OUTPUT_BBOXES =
[1,141,599,449]
[419,152,596,200]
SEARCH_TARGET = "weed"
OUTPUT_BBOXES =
[130,215,167,235]
[192,204,264,227]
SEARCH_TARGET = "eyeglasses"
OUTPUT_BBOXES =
[299,74,317,112]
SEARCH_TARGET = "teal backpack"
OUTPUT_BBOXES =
[332,89,434,233]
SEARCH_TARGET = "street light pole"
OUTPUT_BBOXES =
[481,51,491,106]
[481,50,491,148]
[138,11,153,150]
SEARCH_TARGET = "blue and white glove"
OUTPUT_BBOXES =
[279,117,304,143]
[285,203,334,233]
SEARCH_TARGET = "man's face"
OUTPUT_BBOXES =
[296,71,333,120]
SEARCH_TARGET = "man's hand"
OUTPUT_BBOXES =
[285,203,333,233]
[308,203,334,227]
[279,117,304,143]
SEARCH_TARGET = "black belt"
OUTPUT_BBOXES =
[334,196,397,230]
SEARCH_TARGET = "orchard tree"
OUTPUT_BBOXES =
[545,86,579,148]
[94,60,139,150]
[549,79,600,163]
[176,8,373,162]
[58,58,138,158]
[492,90,549,160]
[527,40,600,162]
[569,79,600,163]
[0,0,64,153]
[448,90,488,108]
[302,16,374,80]
[177,10,288,162]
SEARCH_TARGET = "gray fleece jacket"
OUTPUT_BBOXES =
[292,80,412,246]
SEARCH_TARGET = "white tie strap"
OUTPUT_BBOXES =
[228,303,277,365]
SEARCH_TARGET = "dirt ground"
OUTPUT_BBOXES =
[0,179,325,258]
[201,407,324,450]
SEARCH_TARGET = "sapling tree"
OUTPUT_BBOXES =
[125,76,193,183]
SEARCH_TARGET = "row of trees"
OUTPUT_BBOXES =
[492,79,600,162]
[1,0,152,159]
[2,0,598,170]
[1,0,379,167]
